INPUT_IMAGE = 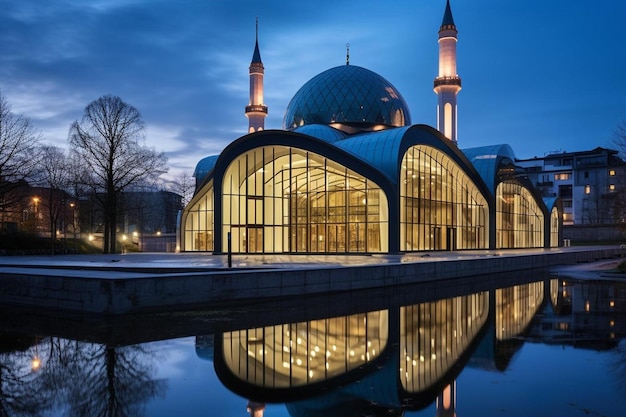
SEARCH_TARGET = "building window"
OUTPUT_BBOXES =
[183,180,215,251]
[554,173,570,181]
[550,207,559,248]
[558,185,572,198]
[609,169,616,176]
[584,171,589,179]
[400,145,488,251]
[221,146,389,254]
[495,181,544,249]
[609,184,616,192]
[585,185,591,194]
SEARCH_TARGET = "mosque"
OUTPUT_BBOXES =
[180,1,562,254]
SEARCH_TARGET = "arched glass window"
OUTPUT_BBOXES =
[400,292,489,392]
[221,310,388,388]
[496,182,544,248]
[550,206,560,247]
[182,180,214,251]
[222,146,389,253]
[400,145,488,251]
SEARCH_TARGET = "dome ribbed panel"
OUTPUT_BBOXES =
[283,65,411,130]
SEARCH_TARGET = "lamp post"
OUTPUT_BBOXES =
[32,197,40,234]
[69,202,77,239]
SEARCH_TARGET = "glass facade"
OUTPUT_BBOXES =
[183,180,214,251]
[400,145,488,251]
[283,65,411,130]
[400,292,489,392]
[550,207,559,247]
[221,310,388,388]
[495,281,544,341]
[496,182,544,248]
[223,146,389,253]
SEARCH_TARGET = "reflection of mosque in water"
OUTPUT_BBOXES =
[196,277,626,417]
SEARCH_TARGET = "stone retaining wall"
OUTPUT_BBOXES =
[0,247,623,315]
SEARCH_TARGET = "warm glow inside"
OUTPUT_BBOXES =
[444,103,452,139]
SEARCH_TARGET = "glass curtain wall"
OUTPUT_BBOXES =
[400,292,489,392]
[495,281,544,341]
[550,207,559,247]
[496,182,544,248]
[223,146,389,254]
[183,180,214,251]
[400,145,488,251]
[220,310,388,388]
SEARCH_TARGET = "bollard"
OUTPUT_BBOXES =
[227,231,232,268]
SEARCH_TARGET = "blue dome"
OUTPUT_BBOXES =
[283,65,411,130]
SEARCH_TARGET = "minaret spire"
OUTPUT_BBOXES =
[245,17,268,133]
[434,0,461,144]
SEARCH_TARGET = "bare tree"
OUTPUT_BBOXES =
[69,95,168,253]
[34,145,72,251]
[0,91,41,223]
[170,171,194,208]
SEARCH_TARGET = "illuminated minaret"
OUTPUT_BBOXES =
[245,18,268,133]
[434,0,461,144]
[436,382,457,417]
[246,401,265,417]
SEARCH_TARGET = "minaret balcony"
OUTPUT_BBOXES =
[434,76,462,88]
[245,104,268,114]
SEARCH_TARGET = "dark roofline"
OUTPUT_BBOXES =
[516,146,620,162]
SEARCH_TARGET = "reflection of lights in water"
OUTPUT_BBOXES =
[32,357,41,371]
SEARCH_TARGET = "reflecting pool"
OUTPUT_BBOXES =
[2,270,626,416]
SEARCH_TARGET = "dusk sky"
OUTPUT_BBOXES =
[1,0,624,180]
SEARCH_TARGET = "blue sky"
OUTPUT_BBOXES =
[1,0,624,180]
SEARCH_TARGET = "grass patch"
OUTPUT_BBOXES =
[0,232,101,254]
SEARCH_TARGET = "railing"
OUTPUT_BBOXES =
[245,104,268,114]
[434,76,462,88]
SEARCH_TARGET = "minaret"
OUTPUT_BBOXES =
[245,18,268,133]
[436,382,458,417]
[246,401,265,417]
[434,0,461,144]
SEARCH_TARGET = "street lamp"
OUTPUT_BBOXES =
[32,197,40,233]
[69,202,77,239]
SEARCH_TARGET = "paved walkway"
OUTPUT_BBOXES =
[0,246,623,314]
[0,246,622,277]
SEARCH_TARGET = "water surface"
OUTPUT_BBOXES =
[2,270,625,416]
